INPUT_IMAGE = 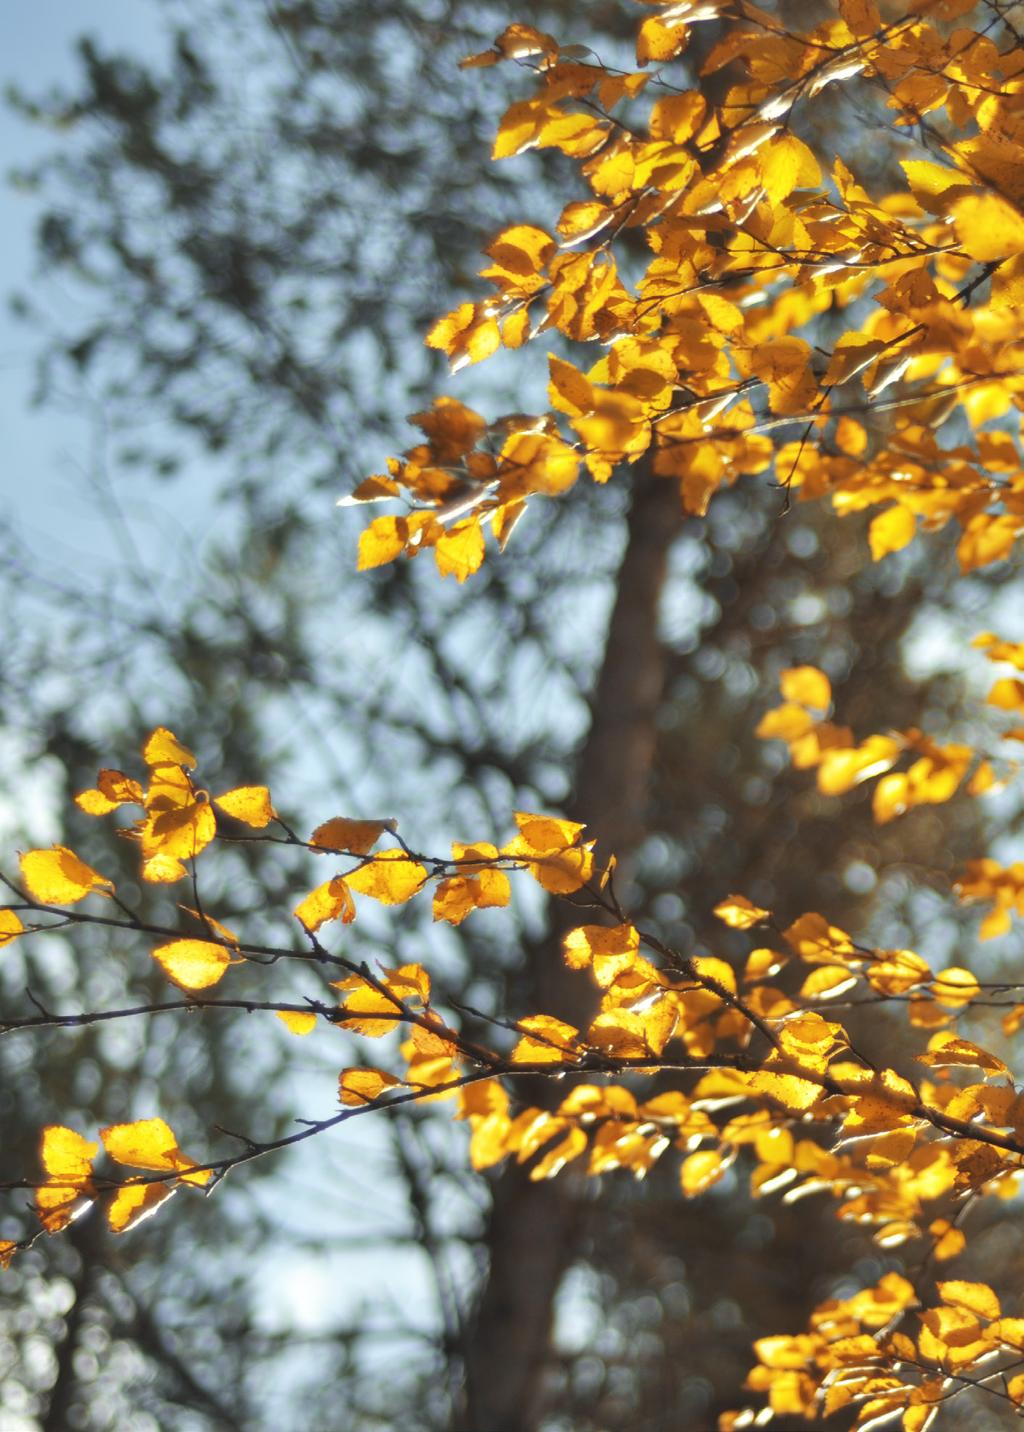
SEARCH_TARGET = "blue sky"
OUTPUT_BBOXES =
[1,3,193,583]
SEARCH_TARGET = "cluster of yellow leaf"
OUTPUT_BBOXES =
[756,659,1021,827]
[31,1118,210,1241]
[725,1275,1024,1431]
[349,4,1024,580]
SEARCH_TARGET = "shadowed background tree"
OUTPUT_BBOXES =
[3,2,1021,1430]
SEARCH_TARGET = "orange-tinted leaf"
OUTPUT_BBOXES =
[310,817,392,855]
[338,1067,402,1106]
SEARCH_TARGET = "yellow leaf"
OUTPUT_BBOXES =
[869,505,917,561]
[499,431,581,497]
[276,1010,317,1036]
[213,785,275,828]
[713,894,770,930]
[310,817,391,855]
[987,677,1024,712]
[152,938,234,992]
[141,852,188,885]
[779,666,831,710]
[817,735,901,795]
[142,728,196,769]
[435,520,486,582]
[931,966,980,1009]
[107,1181,174,1234]
[783,913,854,963]
[938,1281,1000,1321]
[338,1067,401,1106]
[19,846,114,905]
[0,909,24,948]
[75,769,144,815]
[293,876,356,933]
[928,1218,966,1262]
[357,515,411,572]
[36,1181,91,1234]
[511,1014,580,1064]
[530,1126,587,1181]
[0,1242,15,1269]
[346,850,426,905]
[100,1116,211,1187]
[41,1126,98,1183]
[680,1149,726,1197]
[953,192,1024,263]
[799,966,859,1000]
[140,798,216,863]
[636,15,687,66]
[433,847,510,924]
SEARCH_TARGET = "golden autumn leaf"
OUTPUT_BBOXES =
[345,850,427,904]
[293,876,356,933]
[0,909,24,948]
[435,519,486,582]
[338,1067,401,1106]
[779,666,831,711]
[100,1117,211,1188]
[869,505,917,561]
[152,938,234,991]
[433,843,510,924]
[953,192,1024,263]
[937,1280,1000,1321]
[19,846,114,905]
[713,894,770,930]
[142,728,197,769]
[213,785,275,828]
[511,1014,581,1064]
[107,1181,175,1234]
[140,797,217,865]
[310,817,392,855]
[680,1149,727,1198]
[75,768,145,815]
[276,1010,317,1036]
[41,1125,98,1183]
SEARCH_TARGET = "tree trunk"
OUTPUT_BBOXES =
[458,464,682,1431]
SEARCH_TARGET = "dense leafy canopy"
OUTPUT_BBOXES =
[9,1,1024,1428]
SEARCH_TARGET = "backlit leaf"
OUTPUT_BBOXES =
[346,850,427,904]
[19,846,114,905]
[213,785,275,828]
[152,939,234,991]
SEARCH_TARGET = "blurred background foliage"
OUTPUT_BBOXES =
[2,1,1021,1428]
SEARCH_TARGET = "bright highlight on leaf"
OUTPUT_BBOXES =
[19,846,114,905]
[0,910,24,948]
[100,1117,211,1188]
[345,850,427,904]
[338,1067,401,1106]
[293,876,356,932]
[213,785,275,828]
[152,938,234,991]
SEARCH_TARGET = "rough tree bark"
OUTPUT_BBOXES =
[457,464,682,1432]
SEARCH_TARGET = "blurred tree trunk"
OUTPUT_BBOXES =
[458,464,682,1431]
